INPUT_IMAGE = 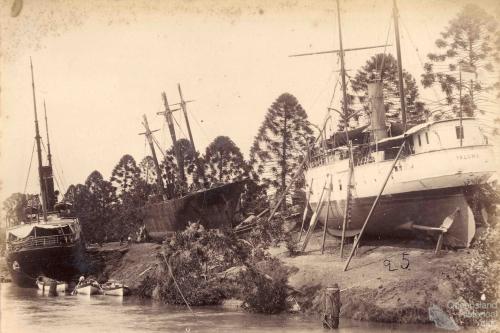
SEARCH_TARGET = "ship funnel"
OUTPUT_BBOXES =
[368,80,387,142]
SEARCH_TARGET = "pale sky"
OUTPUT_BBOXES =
[1,0,499,203]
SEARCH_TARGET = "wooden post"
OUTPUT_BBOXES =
[321,178,333,254]
[323,284,341,329]
[301,176,329,252]
[343,140,406,271]
[298,178,313,242]
[340,142,354,259]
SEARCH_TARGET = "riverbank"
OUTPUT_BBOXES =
[1,226,497,328]
[81,228,496,327]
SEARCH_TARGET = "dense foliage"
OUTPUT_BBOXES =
[250,93,313,211]
[421,4,500,121]
[349,53,428,127]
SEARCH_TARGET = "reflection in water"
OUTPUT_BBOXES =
[1,283,458,333]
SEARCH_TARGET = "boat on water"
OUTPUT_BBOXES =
[75,280,101,296]
[101,280,131,296]
[300,0,496,247]
[36,276,69,294]
[5,59,84,287]
[141,87,245,240]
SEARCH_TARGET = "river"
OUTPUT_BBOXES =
[0,283,460,333]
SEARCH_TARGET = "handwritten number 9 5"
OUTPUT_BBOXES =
[384,252,410,271]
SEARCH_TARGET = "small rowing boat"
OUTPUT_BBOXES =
[74,279,101,295]
[101,280,131,296]
[36,276,68,294]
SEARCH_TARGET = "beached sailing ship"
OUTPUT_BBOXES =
[298,0,496,249]
[140,85,245,240]
[5,59,83,287]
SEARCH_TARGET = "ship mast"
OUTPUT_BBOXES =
[158,92,186,183]
[177,84,196,152]
[30,58,48,222]
[43,100,52,168]
[393,0,407,131]
[140,115,167,200]
[336,0,349,125]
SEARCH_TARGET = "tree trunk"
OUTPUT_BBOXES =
[281,107,288,213]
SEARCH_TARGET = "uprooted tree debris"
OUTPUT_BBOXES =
[136,222,296,313]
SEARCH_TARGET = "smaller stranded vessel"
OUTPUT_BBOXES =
[5,59,83,287]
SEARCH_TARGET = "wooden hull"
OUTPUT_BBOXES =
[310,186,476,247]
[76,285,100,295]
[144,181,245,240]
[36,277,68,293]
[103,286,130,296]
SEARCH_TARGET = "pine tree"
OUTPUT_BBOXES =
[350,53,428,127]
[83,171,117,242]
[204,136,249,186]
[162,138,205,195]
[139,156,157,186]
[110,154,141,198]
[250,93,313,209]
[421,4,499,119]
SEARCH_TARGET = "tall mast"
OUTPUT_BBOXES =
[159,92,186,182]
[43,100,52,168]
[140,115,167,200]
[30,58,47,221]
[336,0,349,125]
[177,84,196,152]
[393,0,407,131]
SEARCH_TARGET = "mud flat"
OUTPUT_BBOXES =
[274,234,469,322]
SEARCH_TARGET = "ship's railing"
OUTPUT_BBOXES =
[7,234,76,251]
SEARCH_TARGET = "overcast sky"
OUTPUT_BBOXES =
[1,0,498,203]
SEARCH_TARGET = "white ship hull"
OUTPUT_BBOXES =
[305,119,496,247]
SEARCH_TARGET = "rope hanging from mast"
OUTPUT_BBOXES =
[23,140,36,195]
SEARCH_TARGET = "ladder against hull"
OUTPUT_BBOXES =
[309,188,476,248]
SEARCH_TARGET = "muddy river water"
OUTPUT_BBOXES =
[0,283,470,333]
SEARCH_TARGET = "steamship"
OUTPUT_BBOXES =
[5,60,83,287]
[302,1,496,247]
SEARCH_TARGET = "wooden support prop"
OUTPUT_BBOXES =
[301,176,329,252]
[321,179,333,254]
[340,143,354,259]
[298,178,314,242]
[343,140,406,271]
[322,284,341,329]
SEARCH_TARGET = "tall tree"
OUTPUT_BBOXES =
[421,4,499,119]
[80,171,117,242]
[162,138,205,196]
[110,154,141,198]
[2,193,28,226]
[250,93,313,209]
[139,156,158,186]
[350,53,428,127]
[204,136,249,186]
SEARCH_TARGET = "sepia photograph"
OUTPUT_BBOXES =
[0,0,499,332]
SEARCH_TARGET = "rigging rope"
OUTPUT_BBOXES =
[378,14,393,80]
[23,140,36,195]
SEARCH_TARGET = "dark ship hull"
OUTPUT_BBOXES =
[311,186,477,247]
[144,181,245,240]
[6,241,84,287]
